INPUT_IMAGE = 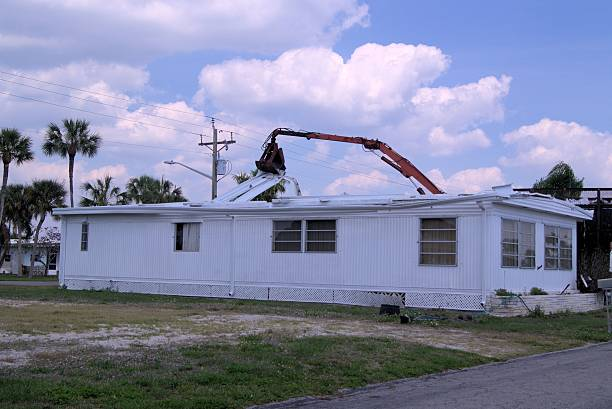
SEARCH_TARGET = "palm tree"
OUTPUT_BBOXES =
[80,175,126,207]
[27,180,66,277]
[42,119,101,207]
[125,175,187,204]
[2,184,33,275]
[233,169,285,202]
[0,128,34,234]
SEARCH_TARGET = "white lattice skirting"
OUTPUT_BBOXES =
[62,279,483,310]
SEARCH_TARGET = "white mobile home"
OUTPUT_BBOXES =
[0,239,60,276]
[54,182,591,311]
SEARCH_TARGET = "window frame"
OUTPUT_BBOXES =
[418,217,457,267]
[501,219,536,269]
[174,222,201,253]
[272,219,337,254]
[80,222,88,252]
[544,225,573,271]
[272,220,303,253]
[305,219,337,253]
[48,253,58,271]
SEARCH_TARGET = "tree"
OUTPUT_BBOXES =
[42,119,101,207]
[80,175,127,206]
[27,180,66,277]
[532,162,584,200]
[1,184,33,275]
[125,175,187,204]
[0,129,34,238]
[233,169,285,202]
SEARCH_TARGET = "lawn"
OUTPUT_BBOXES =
[0,287,610,408]
[0,274,57,281]
[1,336,491,409]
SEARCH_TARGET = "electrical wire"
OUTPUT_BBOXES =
[0,69,214,119]
[1,68,405,179]
[0,83,413,189]
[0,77,209,131]
[0,90,202,136]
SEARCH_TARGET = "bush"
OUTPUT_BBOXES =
[529,287,548,295]
[529,305,546,318]
[495,288,516,297]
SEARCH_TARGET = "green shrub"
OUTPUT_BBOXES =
[529,305,546,318]
[495,288,516,297]
[529,287,548,295]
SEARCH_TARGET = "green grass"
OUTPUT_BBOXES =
[0,335,492,409]
[451,309,612,343]
[0,287,382,320]
[0,274,57,281]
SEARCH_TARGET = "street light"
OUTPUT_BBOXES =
[163,160,213,181]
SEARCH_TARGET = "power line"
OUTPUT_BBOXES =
[0,77,209,131]
[0,83,412,189]
[0,90,203,136]
[0,69,214,119]
[1,68,407,179]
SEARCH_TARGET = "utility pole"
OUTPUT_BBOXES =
[196,118,235,200]
[211,118,218,200]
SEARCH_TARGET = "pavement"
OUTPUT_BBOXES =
[0,280,58,286]
[255,342,612,409]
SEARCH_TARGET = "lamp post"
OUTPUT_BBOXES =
[163,160,217,200]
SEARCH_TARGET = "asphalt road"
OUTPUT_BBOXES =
[256,342,612,409]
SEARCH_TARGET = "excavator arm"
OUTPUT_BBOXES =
[256,128,444,195]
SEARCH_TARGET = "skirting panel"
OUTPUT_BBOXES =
[63,279,405,307]
[405,292,483,311]
[62,279,481,310]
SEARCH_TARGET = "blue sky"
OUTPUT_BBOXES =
[1,0,611,201]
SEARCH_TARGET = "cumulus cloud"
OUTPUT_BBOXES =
[427,167,505,194]
[500,118,612,184]
[196,43,509,156]
[324,170,389,195]
[0,0,369,67]
[197,43,449,125]
[427,127,491,156]
[80,164,128,184]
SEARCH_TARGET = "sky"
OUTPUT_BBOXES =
[1,0,612,202]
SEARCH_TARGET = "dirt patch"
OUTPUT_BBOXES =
[0,300,534,368]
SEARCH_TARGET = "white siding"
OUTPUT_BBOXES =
[63,212,483,294]
[60,199,581,304]
[485,205,578,293]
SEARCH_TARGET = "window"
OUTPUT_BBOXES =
[272,220,302,252]
[3,254,10,263]
[501,219,535,268]
[306,220,336,252]
[80,223,88,251]
[419,218,456,266]
[545,225,572,270]
[48,253,57,271]
[175,223,200,252]
[272,220,336,253]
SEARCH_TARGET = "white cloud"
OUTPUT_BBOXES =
[427,167,505,194]
[197,43,449,125]
[1,0,369,66]
[196,44,509,156]
[427,127,491,156]
[324,170,389,195]
[305,141,331,162]
[80,164,128,184]
[500,118,612,184]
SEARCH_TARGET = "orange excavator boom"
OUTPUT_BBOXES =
[255,128,443,195]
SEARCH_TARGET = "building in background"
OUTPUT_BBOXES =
[0,239,60,276]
